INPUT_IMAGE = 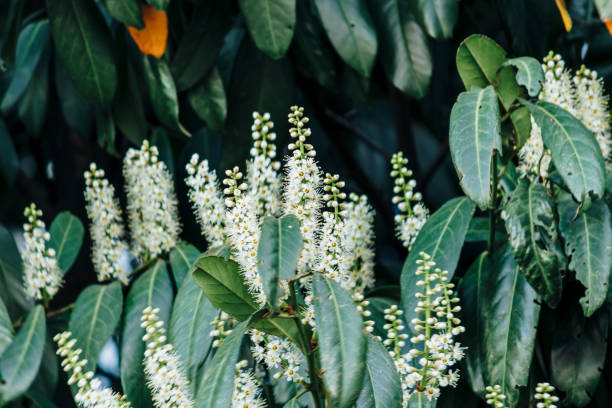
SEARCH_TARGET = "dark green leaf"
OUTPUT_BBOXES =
[465,217,505,243]
[69,282,123,375]
[239,0,296,59]
[0,296,13,355]
[503,57,544,97]
[401,197,475,335]
[145,0,169,11]
[523,100,605,203]
[551,304,609,407]
[455,34,506,91]
[27,335,58,397]
[188,67,227,131]
[1,21,49,112]
[169,272,217,388]
[48,211,84,273]
[169,242,201,289]
[96,108,117,156]
[483,246,540,406]
[449,86,501,209]
[101,0,144,28]
[55,57,91,139]
[412,0,458,39]
[194,318,252,408]
[503,179,564,307]
[120,260,173,408]
[0,225,32,320]
[257,215,302,307]
[314,0,378,77]
[0,118,18,185]
[47,0,117,105]
[171,0,231,91]
[0,305,46,404]
[369,0,431,97]
[355,336,401,408]
[557,192,611,317]
[510,105,531,149]
[494,65,521,111]
[17,45,50,137]
[312,274,366,408]
[606,162,612,196]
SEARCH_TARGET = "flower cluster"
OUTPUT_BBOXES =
[382,253,464,403]
[342,193,376,293]
[210,311,233,348]
[21,203,62,300]
[231,360,266,408]
[84,163,130,284]
[250,329,304,383]
[535,382,559,408]
[124,140,180,260]
[141,306,194,408]
[185,154,227,247]
[390,152,428,250]
[54,332,131,408]
[485,385,506,407]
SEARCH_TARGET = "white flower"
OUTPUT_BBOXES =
[249,329,304,384]
[485,384,506,407]
[21,203,62,300]
[185,154,226,247]
[210,311,233,348]
[84,163,131,284]
[232,360,266,408]
[54,331,131,408]
[141,307,194,408]
[534,382,559,408]
[124,140,180,260]
[342,193,376,293]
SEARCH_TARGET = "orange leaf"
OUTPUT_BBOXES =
[554,0,573,32]
[127,4,168,58]
[605,19,612,36]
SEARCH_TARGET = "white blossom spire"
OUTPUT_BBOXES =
[342,193,376,293]
[232,360,267,408]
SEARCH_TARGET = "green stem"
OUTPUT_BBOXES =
[419,266,432,391]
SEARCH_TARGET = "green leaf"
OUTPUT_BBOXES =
[494,65,521,111]
[257,215,302,307]
[143,56,189,136]
[449,85,501,209]
[101,0,144,28]
[55,57,91,139]
[96,108,117,156]
[28,334,58,398]
[0,225,32,320]
[0,305,46,404]
[314,0,378,77]
[523,100,605,203]
[551,304,608,407]
[1,21,49,112]
[510,105,532,149]
[47,0,117,106]
[458,252,490,397]
[0,118,18,185]
[606,162,612,196]
[312,274,366,408]
[120,260,173,408]
[557,193,612,317]
[503,57,544,97]
[150,127,174,174]
[0,296,13,355]
[187,67,227,131]
[595,0,612,20]
[169,272,218,388]
[17,46,50,137]
[169,242,201,289]
[145,0,169,11]
[465,217,505,243]
[355,336,401,408]
[455,34,506,91]
[171,0,231,91]
[401,197,475,334]
[503,179,564,307]
[195,318,252,408]
[483,246,540,406]
[69,282,123,375]
[239,0,296,59]
[369,0,432,97]
[412,0,458,39]
[48,211,84,273]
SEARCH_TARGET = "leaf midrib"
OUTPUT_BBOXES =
[5,307,41,382]
[84,285,107,362]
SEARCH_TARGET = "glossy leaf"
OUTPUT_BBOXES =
[145,0,169,10]
[239,0,296,59]
[55,58,91,139]
[401,197,475,334]
[257,215,302,307]
[503,57,544,97]
[369,0,432,97]
[48,211,84,273]
[69,282,123,375]
[188,67,227,131]
[449,86,501,209]
[113,45,145,145]
[0,305,46,405]
[312,274,366,408]
[195,318,252,408]
[483,247,540,406]
[120,260,173,408]
[503,179,564,307]
[0,118,18,185]
[315,0,378,77]
[47,0,117,106]
[523,100,605,203]
[17,46,50,137]
[510,105,532,149]
[412,0,458,39]
[465,217,505,243]
[355,336,402,408]
[169,272,217,387]
[169,241,201,289]
[102,0,144,28]
[0,296,13,355]
[456,34,506,91]
[557,192,612,317]
[0,225,31,320]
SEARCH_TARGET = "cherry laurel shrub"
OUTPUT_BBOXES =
[1,35,611,408]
